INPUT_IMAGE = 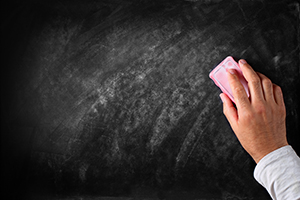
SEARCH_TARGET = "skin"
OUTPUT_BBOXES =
[219,59,289,164]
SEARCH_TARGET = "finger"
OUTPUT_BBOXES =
[226,69,250,110]
[257,72,274,102]
[220,93,238,123]
[238,59,264,102]
[273,84,284,106]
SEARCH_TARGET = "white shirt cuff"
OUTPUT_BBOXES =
[254,145,300,200]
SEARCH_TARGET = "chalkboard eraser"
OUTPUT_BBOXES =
[209,56,250,103]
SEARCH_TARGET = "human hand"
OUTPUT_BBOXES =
[220,59,288,163]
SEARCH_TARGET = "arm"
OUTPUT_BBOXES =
[220,59,300,199]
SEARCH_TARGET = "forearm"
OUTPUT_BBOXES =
[254,145,300,200]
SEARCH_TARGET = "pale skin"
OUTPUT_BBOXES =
[220,59,289,164]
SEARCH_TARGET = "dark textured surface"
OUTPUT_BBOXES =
[2,0,299,199]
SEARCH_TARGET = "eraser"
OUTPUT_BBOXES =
[209,56,250,103]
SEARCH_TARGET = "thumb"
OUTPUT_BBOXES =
[220,93,238,124]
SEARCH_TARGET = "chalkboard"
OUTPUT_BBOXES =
[2,0,299,199]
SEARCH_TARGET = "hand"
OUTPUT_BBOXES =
[220,59,288,163]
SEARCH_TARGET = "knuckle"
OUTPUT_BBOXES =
[243,110,254,120]
[252,80,261,91]
[243,63,252,69]
[274,84,282,91]
[238,98,249,108]
[273,83,279,89]
[274,85,283,97]
[262,78,272,87]
[255,105,266,114]
[233,86,245,95]
[250,78,261,86]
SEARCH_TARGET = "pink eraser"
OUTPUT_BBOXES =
[209,56,250,103]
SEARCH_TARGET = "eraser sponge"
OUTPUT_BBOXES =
[209,56,250,103]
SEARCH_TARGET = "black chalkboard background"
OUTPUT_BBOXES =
[2,0,299,199]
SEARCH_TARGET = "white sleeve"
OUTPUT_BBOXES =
[254,145,300,200]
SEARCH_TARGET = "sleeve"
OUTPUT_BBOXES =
[254,145,300,200]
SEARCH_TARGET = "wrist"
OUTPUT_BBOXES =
[252,143,289,164]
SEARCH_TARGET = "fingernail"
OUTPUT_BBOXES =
[227,68,236,75]
[219,94,224,103]
[239,59,247,64]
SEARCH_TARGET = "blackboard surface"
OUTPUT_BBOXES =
[2,0,299,199]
